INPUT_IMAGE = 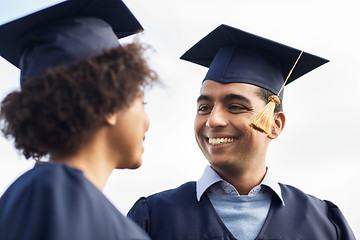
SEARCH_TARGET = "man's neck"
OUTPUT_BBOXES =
[212,165,267,195]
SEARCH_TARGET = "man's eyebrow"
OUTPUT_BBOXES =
[197,95,212,103]
[223,94,251,104]
[197,94,252,104]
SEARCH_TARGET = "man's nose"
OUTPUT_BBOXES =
[206,106,227,128]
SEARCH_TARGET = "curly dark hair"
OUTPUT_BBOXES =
[256,87,283,113]
[0,43,158,160]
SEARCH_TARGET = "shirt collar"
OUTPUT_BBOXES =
[196,165,285,206]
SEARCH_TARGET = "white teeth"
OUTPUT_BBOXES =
[208,138,236,145]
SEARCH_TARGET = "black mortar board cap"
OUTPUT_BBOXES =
[180,24,329,99]
[0,0,143,69]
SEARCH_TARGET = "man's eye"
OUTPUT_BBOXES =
[197,105,212,114]
[228,105,247,113]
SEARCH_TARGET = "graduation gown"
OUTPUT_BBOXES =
[127,182,355,240]
[0,163,150,240]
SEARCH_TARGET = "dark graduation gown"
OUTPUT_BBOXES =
[127,182,355,240]
[0,163,150,240]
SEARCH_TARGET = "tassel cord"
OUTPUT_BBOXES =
[277,50,303,98]
[249,50,304,134]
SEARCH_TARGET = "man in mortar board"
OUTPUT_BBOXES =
[127,25,355,239]
[0,0,157,239]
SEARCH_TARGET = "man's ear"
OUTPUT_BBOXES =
[268,112,285,139]
[105,113,117,126]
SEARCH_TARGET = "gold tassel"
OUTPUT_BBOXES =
[249,95,280,134]
[249,50,303,134]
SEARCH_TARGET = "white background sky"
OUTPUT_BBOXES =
[0,0,359,237]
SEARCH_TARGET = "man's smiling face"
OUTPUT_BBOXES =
[194,80,272,174]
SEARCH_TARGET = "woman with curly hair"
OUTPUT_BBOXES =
[0,1,157,239]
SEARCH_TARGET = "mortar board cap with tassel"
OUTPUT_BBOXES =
[180,24,329,134]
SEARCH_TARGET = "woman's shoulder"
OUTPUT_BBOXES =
[4,163,83,192]
[0,163,146,240]
[0,163,80,206]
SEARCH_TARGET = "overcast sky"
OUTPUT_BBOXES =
[0,0,359,237]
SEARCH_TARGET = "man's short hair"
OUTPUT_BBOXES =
[256,87,283,113]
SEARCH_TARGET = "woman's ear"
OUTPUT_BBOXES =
[268,112,285,139]
[105,113,117,126]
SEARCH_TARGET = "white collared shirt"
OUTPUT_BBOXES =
[196,165,285,206]
[196,165,285,240]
